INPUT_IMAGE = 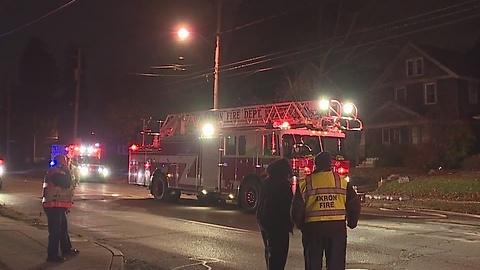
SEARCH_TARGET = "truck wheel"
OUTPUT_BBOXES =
[151,175,179,202]
[151,175,169,201]
[240,179,260,214]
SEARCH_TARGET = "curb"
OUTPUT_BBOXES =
[95,241,124,270]
[419,209,480,219]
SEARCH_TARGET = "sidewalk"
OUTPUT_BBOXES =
[0,216,124,270]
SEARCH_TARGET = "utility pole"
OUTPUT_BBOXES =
[73,47,81,143]
[213,0,222,110]
[6,78,11,161]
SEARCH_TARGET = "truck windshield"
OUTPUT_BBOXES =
[76,156,101,165]
[321,137,347,159]
[282,134,320,158]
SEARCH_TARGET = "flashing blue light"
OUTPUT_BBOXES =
[49,160,57,168]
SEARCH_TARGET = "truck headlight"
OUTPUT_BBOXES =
[80,166,89,176]
[98,167,109,177]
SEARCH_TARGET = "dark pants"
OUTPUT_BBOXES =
[302,232,347,270]
[261,230,290,270]
[43,207,72,258]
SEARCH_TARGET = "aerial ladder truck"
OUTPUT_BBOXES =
[128,99,362,213]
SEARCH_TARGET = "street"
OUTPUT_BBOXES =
[1,171,479,270]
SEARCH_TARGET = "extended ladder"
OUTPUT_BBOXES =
[159,99,362,138]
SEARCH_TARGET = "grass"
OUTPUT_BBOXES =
[0,204,46,228]
[352,168,480,215]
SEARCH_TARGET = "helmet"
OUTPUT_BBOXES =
[314,151,332,171]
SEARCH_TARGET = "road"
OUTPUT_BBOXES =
[1,171,479,270]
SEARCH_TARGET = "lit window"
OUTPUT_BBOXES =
[424,83,437,105]
[395,87,406,102]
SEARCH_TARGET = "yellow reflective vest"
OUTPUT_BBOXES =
[298,171,347,222]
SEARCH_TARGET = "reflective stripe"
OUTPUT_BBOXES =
[43,201,72,208]
[303,187,346,197]
[42,171,73,209]
[305,209,346,218]
[334,173,341,188]
[299,171,348,223]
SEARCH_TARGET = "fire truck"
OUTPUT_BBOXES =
[128,99,362,213]
[53,143,110,183]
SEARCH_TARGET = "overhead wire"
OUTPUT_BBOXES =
[0,0,77,39]
[173,0,479,78]
[143,0,480,95]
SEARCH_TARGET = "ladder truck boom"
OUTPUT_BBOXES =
[159,99,362,139]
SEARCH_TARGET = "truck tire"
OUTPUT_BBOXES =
[151,175,179,202]
[239,179,261,214]
[151,175,169,201]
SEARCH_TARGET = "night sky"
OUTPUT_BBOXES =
[1,0,480,139]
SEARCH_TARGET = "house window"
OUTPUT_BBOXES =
[406,60,414,77]
[382,128,390,144]
[415,58,423,75]
[406,58,423,77]
[468,82,478,105]
[382,128,401,144]
[395,87,406,102]
[424,83,437,104]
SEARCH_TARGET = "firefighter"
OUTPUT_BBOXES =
[291,151,361,270]
[42,155,79,263]
[256,158,294,270]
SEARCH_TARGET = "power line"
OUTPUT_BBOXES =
[0,0,77,40]
[157,0,480,90]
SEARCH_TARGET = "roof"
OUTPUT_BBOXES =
[370,41,480,89]
[364,101,426,129]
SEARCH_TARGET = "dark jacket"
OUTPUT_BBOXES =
[256,176,294,233]
[45,167,72,189]
[291,169,361,236]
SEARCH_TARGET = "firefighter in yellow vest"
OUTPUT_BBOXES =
[42,155,79,263]
[291,151,361,270]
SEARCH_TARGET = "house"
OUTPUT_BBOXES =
[362,42,480,166]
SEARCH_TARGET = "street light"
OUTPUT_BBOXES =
[177,1,221,110]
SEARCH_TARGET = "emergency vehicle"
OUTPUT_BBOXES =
[128,99,362,213]
[51,143,109,183]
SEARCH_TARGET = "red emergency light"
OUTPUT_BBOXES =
[0,158,4,165]
[130,144,138,151]
[333,160,350,176]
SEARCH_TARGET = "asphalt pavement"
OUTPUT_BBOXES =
[0,215,124,270]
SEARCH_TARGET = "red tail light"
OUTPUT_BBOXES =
[332,160,350,176]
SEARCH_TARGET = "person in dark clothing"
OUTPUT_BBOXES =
[256,158,294,270]
[42,155,79,263]
[291,151,361,270]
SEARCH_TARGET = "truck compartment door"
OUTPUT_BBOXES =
[199,137,222,192]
